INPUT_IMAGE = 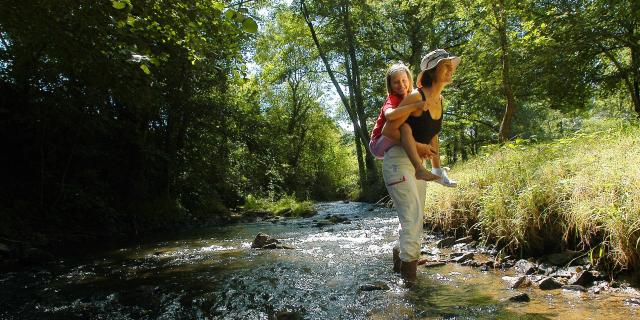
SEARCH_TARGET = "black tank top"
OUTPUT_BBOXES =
[406,88,442,144]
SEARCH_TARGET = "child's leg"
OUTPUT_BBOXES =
[383,120,435,157]
[381,119,403,142]
[400,124,439,181]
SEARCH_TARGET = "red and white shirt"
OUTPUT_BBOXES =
[370,94,403,141]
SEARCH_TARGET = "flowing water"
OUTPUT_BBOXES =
[1,202,639,319]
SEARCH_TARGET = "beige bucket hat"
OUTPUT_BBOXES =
[416,49,460,87]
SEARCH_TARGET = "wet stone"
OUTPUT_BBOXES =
[452,243,466,251]
[461,260,480,267]
[514,259,536,275]
[436,237,456,248]
[562,285,587,292]
[423,261,446,268]
[420,247,440,255]
[314,220,334,227]
[452,253,474,263]
[624,298,640,306]
[251,232,286,249]
[550,266,580,278]
[568,271,593,286]
[502,276,531,289]
[359,281,390,291]
[508,293,530,302]
[537,262,555,275]
[275,310,303,320]
[479,265,490,272]
[454,236,473,245]
[537,277,563,290]
[327,214,350,224]
[501,260,515,269]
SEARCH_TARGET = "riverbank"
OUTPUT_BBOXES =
[0,195,319,270]
[424,118,640,273]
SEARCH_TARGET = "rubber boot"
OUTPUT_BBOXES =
[393,246,401,273]
[400,260,418,286]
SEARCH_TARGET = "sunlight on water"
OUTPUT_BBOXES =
[1,201,639,319]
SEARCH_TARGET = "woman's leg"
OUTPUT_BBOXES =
[400,124,439,181]
[383,146,426,283]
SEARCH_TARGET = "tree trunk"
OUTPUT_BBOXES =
[632,47,640,117]
[341,2,378,185]
[301,0,369,183]
[495,0,516,142]
[408,27,423,75]
[354,129,365,190]
[600,44,640,118]
[460,131,468,161]
[631,0,640,117]
[343,57,366,189]
[301,0,358,130]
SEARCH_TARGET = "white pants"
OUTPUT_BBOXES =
[383,145,427,262]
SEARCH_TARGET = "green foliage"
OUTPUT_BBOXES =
[0,0,267,241]
[424,117,640,271]
[246,6,359,200]
[243,194,315,218]
[1,0,638,250]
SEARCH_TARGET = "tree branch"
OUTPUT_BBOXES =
[300,0,361,133]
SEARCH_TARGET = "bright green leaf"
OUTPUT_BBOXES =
[212,2,224,11]
[242,18,258,33]
[224,9,236,20]
[112,1,126,10]
[140,64,151,74]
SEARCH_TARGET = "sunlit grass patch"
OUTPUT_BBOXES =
[424,118,640,271]
[243,194,316,218]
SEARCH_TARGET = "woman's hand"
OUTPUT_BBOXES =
[416,142,436,159]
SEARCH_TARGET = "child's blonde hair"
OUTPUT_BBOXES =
[385,62,413,96]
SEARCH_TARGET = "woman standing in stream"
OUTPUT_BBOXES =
[384,49,460,285]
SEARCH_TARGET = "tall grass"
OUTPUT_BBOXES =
[424,118,640,271]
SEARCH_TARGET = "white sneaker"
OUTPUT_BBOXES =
[431,167,457,188]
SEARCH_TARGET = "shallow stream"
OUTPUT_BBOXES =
[1,202,639,319]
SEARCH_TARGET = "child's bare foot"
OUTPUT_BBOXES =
[415,167,440,181]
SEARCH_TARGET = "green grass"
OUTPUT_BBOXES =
[424,118,640,271]
[243,194,316,217]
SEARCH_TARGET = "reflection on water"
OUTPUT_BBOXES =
[0,201,638,319]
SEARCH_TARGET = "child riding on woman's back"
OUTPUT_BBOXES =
[369,63,439,181]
